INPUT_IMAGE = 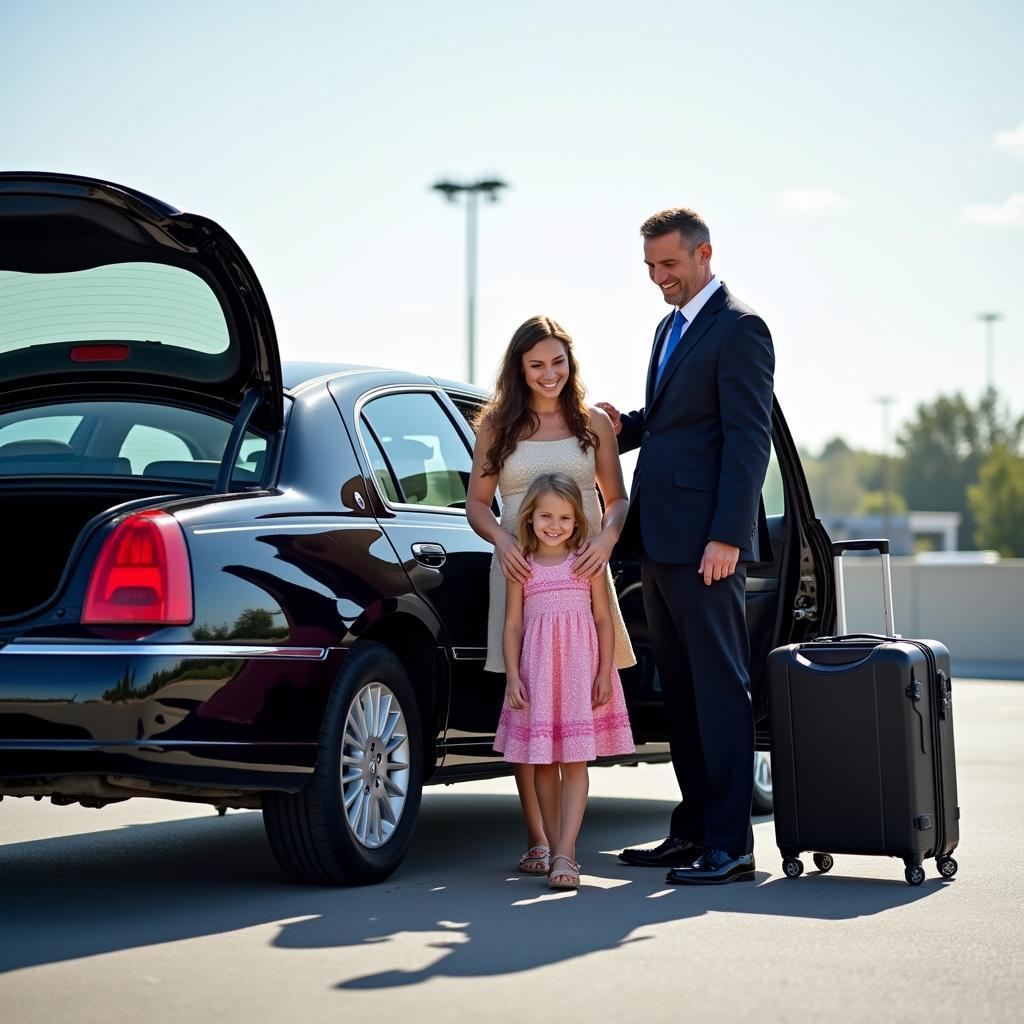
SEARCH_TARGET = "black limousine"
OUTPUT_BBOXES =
[0,173,835,884]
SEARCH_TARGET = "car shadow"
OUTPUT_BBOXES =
[0,791,947,979]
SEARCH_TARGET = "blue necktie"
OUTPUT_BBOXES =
[654,309,686,388]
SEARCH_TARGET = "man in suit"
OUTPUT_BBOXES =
[600,207,774,884]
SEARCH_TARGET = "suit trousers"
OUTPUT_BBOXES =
[641,556,755,855]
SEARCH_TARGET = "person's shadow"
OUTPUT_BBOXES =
[276,791,943,989]
[0,789,945,982]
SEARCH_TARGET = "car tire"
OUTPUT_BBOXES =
[262,641,423,885]
[752,751,773,816]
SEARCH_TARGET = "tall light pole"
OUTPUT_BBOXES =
[875,395,897,545]
[976,311,1004,393]
[432,177,508,384]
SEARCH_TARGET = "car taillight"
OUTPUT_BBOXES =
[82,510,193,625]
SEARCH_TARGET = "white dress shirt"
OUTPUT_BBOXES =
[656,274,722,370]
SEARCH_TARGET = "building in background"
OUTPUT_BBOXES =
[820,511,962,556]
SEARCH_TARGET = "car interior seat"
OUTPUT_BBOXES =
[0,439,75,456]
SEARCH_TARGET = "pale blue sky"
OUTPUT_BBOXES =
[4,0,1022,452]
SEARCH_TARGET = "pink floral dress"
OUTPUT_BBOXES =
[493,552,635,764]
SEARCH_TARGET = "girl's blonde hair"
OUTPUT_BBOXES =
[515,473,590,555]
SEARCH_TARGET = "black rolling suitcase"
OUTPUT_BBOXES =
[767,539,960,885]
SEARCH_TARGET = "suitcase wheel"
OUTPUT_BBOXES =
[937,856,958,879]
[905,864,926,886]
[812,853,834,873]
[782,857,804,879]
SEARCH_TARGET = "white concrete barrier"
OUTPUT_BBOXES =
[838,558,1024,678]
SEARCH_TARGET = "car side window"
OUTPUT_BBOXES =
[448,395,483,435]
[361,392,473,509]
[445,392,502,516]
[360,423,402,504]
[762,448,785,519]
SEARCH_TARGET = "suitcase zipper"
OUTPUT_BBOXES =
[900,639,949,859]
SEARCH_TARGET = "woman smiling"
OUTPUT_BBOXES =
[466,314,636,876]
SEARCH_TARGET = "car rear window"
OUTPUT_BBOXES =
[0,401,267,484]
[0,262,230,355]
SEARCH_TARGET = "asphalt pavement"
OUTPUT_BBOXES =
[0,679,1021,1024]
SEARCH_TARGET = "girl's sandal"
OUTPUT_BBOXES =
[517,845,550,874]
[547,855,581,890]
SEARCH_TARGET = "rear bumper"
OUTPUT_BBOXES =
[0,642,341,793]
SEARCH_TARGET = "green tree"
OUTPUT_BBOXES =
[803,437,866,514]
[802,437,906,515]
[897,388,1024,547]
[858,490,908,516]
[968,444,1024,556]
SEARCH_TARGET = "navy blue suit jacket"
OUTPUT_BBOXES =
[618,282,775,564]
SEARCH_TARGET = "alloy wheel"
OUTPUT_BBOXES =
[340,681,410,848]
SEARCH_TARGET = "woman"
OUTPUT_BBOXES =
[467,314,636,875]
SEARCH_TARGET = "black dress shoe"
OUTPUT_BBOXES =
[665,848,755,885]
[619,837,703,868]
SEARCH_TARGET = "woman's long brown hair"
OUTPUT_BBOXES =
[475,315,598,477]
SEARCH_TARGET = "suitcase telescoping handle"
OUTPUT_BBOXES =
[831,539,897,638]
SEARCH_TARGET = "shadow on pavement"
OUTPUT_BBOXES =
[0,790,946,980]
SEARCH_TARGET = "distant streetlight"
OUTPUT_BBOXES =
[976,311,1004,393]
[432,177,508,384]
[875,395,897,545]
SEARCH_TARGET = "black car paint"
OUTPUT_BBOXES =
[0,372,443,795]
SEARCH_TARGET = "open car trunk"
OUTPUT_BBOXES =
[0,482,187,619]
[0,173,286,624]
[0,173,283,434]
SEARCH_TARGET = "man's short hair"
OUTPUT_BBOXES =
[640,207,710,249]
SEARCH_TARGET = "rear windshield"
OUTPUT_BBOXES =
[0,262,229,354]
[0,401,267,485]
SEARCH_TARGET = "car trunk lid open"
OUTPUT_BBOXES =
[0,172,283,433]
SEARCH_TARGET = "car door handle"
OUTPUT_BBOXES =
[411,542,447,568]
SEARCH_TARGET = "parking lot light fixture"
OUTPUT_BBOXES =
[975,311,1004,394]
[431,177,508,384]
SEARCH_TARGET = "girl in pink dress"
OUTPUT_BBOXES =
[493,472,635,889]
